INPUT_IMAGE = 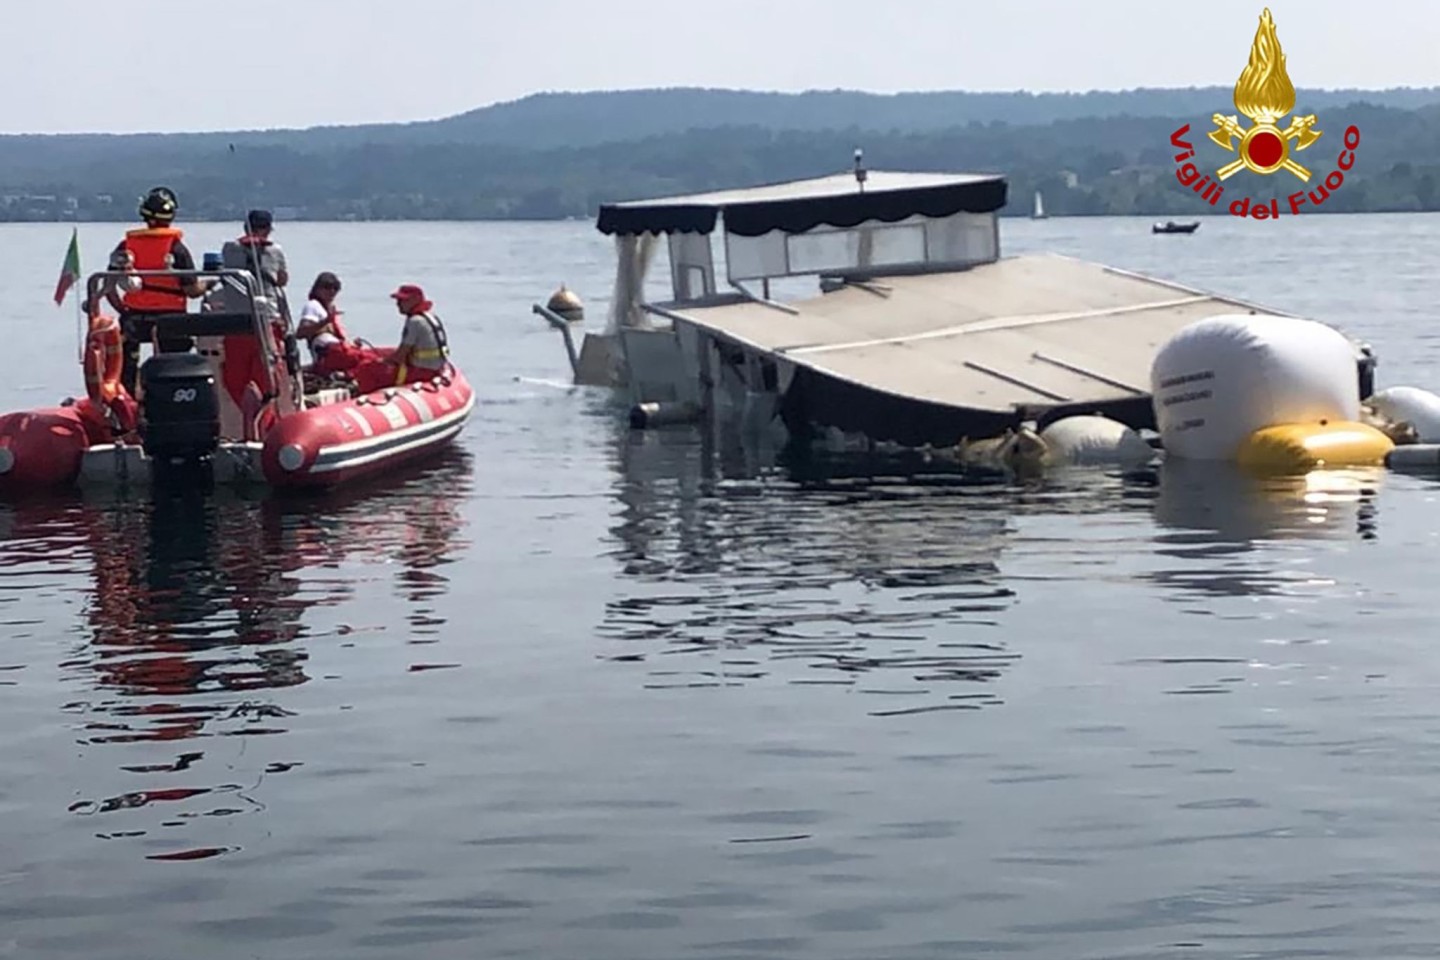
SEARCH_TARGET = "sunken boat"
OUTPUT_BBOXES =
[536,156,1373,448]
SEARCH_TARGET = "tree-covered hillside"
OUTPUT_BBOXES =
[2,87,1437,221]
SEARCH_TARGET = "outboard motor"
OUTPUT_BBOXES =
[138,353,221,468]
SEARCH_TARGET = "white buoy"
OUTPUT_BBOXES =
[1367,386,1440,442]
[1150,313,1362,461]
[1039,414,1154,466]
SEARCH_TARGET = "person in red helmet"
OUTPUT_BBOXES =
[350,283,451,394]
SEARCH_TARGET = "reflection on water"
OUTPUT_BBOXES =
[602,428,1163,716]
[601,427,1392,713]
[1154,459,1383,543]
[78,487,311,715]
[7,218,1440,960]
[0,449,472,862]
[1147,459,1384,603]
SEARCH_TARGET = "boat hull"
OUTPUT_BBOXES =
[632,254,1375,450]
[0,369,474,494]
[776,362,1159,448]
[261,369,475,488]
[0,405,97,493]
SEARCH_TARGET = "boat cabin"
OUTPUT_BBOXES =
[594,161,1008,310]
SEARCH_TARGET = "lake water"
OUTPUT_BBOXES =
[4,214,1440,959]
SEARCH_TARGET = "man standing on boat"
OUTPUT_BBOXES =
[217,210,293,425]
[221,209,289,316]
[106,187,212,395]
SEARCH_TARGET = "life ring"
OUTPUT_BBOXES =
[82,313,125,404]
[80,313,138,433]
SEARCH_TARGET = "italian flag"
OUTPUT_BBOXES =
[53,227,80,306]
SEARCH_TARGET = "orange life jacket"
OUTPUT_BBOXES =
[121,226,186,312]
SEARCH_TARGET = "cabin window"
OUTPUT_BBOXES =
[864,223,927,265]
[786,228,862,275]
[667,231,716,301]
[725,230,786,281]
[723,211,997,283]
[924,213,997,264]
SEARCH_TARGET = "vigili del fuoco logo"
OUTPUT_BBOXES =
[1169,7,1360,219]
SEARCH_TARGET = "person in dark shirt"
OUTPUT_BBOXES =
[105,186,212,395]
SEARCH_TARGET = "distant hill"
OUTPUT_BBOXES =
[5,85,1440,160]
[2,86,1439,221]
[415,86,1440,149]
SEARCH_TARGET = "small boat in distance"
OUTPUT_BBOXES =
[1153,220,1200,234]
[1032,190,1048,220]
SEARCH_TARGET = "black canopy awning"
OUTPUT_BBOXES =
[596,171,1008,237]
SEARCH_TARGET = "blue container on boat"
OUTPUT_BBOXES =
[203,252,222,271]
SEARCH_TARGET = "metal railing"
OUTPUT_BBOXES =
[532,301,580,378]
[85,267,287,399]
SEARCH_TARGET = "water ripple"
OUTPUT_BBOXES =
[3,219,1439,960]
[0,449,474,870]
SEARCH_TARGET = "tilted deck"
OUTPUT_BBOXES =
[667,253,1295,420]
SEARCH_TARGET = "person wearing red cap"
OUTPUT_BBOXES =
[350,283,451,394]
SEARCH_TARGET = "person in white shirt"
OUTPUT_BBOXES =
[295,271,362,373]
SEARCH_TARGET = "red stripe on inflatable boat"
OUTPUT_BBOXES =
[260,370,474,488]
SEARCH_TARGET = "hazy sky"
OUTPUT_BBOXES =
[6,0,1437,134]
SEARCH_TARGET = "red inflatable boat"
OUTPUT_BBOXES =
[0,266,474,493]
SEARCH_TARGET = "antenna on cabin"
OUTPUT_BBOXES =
[854,147,867,192]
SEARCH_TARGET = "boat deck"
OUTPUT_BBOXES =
[665,253,1293,419]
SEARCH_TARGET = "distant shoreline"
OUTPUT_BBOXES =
[3,209,1436,226]
[1,87,1436,224]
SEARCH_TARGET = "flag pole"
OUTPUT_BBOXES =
[72,227,84,364]
[75,276,84,364]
